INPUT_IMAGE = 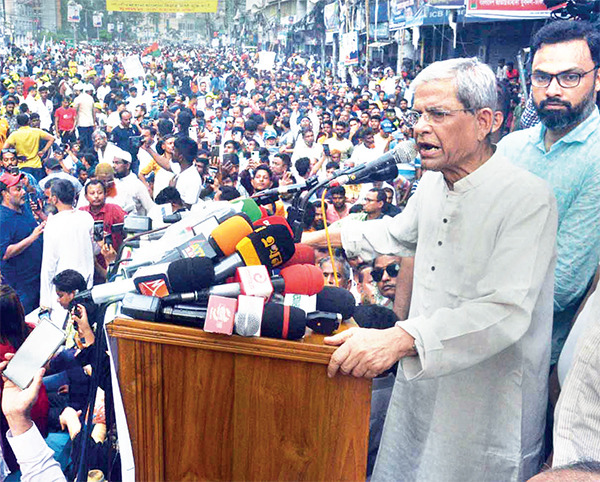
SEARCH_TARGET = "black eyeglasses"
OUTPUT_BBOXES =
[371,263,400,282]
[531,66,598,89]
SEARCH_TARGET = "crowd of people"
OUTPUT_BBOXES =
[0,16,599,482]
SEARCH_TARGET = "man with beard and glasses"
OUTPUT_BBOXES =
[497,20,600,366]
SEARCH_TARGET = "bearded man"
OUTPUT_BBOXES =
[497,20,600,365]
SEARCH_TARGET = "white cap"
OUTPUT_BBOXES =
[114,147,132,163]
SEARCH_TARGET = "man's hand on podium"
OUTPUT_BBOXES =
[324,325,415,379]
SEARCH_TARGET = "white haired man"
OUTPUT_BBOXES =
[303,57,557,481]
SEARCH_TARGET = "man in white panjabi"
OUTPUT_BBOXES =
[303,58,558,481]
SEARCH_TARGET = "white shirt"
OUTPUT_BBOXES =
[32,98,53,131]
[342,154,557,482]
[40,209,95,311]
[95,142,121,166]
[7,424,66,482]
[291,142,323,163]
[348,143,384,167]
[553,284,600,466]
[174,164,203,205]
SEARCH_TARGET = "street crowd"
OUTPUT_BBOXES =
[0,17,600,482]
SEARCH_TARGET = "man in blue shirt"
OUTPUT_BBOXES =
[0,172,45,313]
[497,20,600,365]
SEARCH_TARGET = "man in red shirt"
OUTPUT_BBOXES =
[79,179,126,281]
[54,96,77,144]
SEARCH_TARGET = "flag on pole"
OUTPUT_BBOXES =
[142,42,161,57]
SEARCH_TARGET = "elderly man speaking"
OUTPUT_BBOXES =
[303,58,557,481]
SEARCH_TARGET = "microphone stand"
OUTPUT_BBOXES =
[286,163,363,242]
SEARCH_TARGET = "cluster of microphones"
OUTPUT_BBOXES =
[73,198,356,340]
[72,141,421,340]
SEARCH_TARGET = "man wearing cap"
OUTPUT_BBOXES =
[3,114,55,182]
[73,83,95,150]
[0,171,45,313]
[39,157,82,194]
[108,149,154,216]
[375,119,395,152]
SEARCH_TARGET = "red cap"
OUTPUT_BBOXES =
[0,172,23,188]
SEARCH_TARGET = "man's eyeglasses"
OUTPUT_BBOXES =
[531,66,598,89]
[406,108,474,127]
[371,263,400,282]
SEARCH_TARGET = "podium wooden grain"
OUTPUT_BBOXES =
[107,318,372,482]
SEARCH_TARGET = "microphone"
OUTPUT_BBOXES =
[253,215,294,237]
[316,286,356,320]
[213,224,296,282]
[161,263,324,306]
[353,304,398,329]
[230,198,263,222]
[159,214,254,264]
[330,140,417,187]
[73,257,216,305]
[251,182,309,205]
[121,293,307,340]
[280,243,315,268]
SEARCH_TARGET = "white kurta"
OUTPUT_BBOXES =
[341,154,557,482]
[40,209,95,323]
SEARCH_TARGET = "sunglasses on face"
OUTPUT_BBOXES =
[371,263,400,282]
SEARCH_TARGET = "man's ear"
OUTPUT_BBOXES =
[476,107,495,141]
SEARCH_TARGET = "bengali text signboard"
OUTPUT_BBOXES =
[106,0,218,13]
[466,0,550,17]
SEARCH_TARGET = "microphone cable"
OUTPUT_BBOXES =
[319,188,340,288]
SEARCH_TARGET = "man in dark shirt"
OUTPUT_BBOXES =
[110,110,141,174]
[0,172,45,313]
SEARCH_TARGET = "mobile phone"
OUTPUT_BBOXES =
[3,319,66,390]
[104,232,113,247]
[251,151,259,162]
[93,221,104,242]
[323,144,331,156]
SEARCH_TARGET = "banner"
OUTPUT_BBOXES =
[324,2,340,32]
[341,31,359,66]
[107,23,114,32]
[466,0,550,17]
[122,55,146,79]
[93,14,102,28]
[106,0,218,13]
[67,3,81,23]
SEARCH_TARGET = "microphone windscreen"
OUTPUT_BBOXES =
[353,304,398,329]
[230,198,263,222]
[253,215,293,237]
[316,286,356,320]
[394,140,419,164]
[210,214,254,257]
[280,244,315,268]
[261,303,306,340]
[237,224,295,270]
[280,264,324,295]
[167,257,215,293]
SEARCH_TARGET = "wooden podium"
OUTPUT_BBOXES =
[107,318,372,481]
